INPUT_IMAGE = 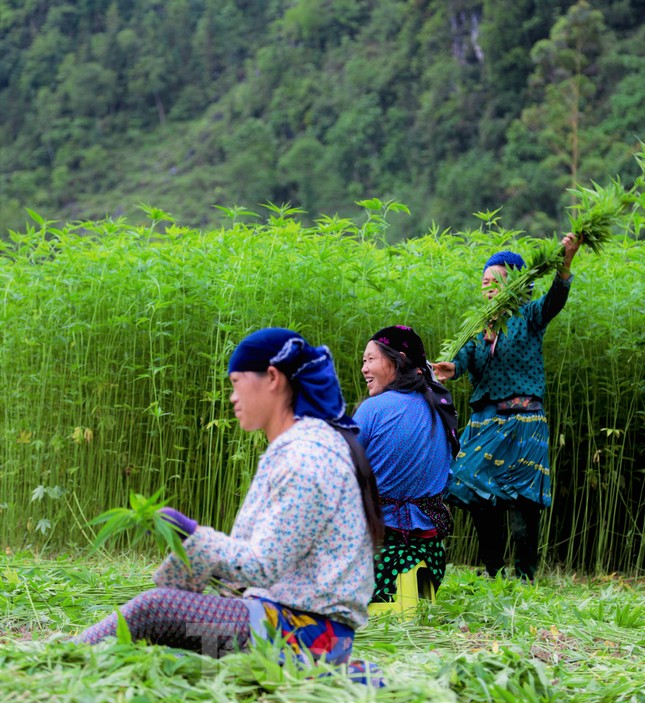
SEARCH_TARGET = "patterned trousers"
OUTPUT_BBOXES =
[72,587,251,658]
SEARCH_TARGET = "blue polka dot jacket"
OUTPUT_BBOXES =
[452,274,573,407]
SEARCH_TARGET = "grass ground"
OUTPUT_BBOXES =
[1,552,643,702]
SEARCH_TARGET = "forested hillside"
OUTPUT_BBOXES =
[1,0,644,238]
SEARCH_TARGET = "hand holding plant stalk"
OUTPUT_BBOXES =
[91,488,191,569]
[158,507,198,538]
[439,171,642,362]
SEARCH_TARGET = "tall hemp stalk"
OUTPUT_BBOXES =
[1,167,642,574]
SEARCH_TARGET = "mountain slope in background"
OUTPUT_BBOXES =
[1,0,644,239]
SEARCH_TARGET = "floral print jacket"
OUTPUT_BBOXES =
[154,417,374,629]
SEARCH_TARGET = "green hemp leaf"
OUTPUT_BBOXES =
[90,487,190,569]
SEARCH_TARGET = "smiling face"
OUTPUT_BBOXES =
[361,340,396,397]
[481,265,508,300]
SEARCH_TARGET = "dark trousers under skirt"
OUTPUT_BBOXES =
[445,405,550,581]
[469,498,543,580]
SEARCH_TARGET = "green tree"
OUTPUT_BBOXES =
[525,0,607,193]
[1,0,644,239]
[58,58,117,118]
[479,0,569,121]
[193,0,247,95]
[221,120,279,207]
[430,148,504,230]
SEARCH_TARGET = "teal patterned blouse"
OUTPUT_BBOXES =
[452,274,573,407]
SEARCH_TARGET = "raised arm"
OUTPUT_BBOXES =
[538,232,583,326]
[556,232,583,281]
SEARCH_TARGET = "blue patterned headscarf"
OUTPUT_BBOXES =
[228,328,357,431]
[483,250,526,273]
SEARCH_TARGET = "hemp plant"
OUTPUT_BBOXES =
[91,488,189,568]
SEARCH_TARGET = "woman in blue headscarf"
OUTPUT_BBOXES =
[433,234,581,582]
[74,328,383,667]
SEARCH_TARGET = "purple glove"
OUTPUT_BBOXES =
[159,507,198,539]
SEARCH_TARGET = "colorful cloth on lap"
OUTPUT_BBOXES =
[246,597,354,665]
[246,598,385,685]
[372,529,446,602]
[445,404,551,508]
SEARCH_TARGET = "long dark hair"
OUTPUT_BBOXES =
[374,341,431,393]
[373,340,460,458]
[333,426,384,551]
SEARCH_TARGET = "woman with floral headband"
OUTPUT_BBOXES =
[74,327,383,670]
[432,234,582,582]
[353,325,458,602]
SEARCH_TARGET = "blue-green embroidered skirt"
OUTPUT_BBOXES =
[444,404,551,508]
